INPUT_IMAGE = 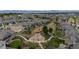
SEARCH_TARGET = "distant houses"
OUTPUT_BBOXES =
[0,13,79,49]
[0,30,14,41]
[9,24,24,33]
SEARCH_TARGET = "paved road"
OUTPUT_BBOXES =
[38,42,44,49]
[16,35,28,41]
[47,36,54,41]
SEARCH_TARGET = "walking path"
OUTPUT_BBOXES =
[7,34,55,49]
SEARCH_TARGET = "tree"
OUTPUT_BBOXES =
[49,28,53,33]
[43,26,48,34]
[42,26,50,40]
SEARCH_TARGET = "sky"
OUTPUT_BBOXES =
[0,0,78,10]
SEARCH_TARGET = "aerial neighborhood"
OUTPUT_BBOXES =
[0,10,79,49]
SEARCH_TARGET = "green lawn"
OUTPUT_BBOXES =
[42,37,64,49]
[8,39,22,49]
[27,42,40,49]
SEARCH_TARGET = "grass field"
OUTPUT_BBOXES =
[8,39,22,49]
[24,42,41,49]
[41,37,65,49]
